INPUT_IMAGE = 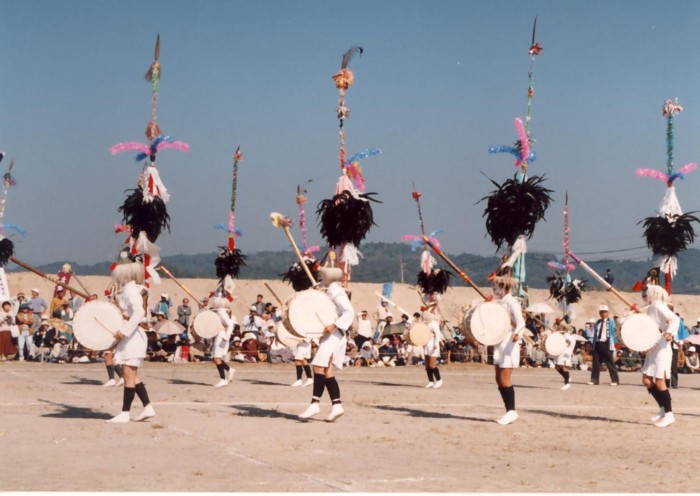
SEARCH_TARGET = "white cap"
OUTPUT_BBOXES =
[161,293,169,299]
[250,305,257,311]
[31,288,40,294]
[688,346,696,352]
[598,305,609,312]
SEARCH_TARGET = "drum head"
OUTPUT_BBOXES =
[464,302,510,346]
[73,301,121,351]
[544,332,567,356]
[283,289,336,339]
[193,310,224,339]
[621,313,660,352]
[275,321,304,348]
[408,322,431,347]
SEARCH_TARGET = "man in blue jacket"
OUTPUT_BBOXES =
[588,305,619,386]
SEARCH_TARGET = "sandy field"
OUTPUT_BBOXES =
[2,361,700,492]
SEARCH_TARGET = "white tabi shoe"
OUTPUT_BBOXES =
[106,411,130,423]
[425,382,434,389]
[497,410,519,425]
[298,402,320,420]
[213,379,229,388]
[651,407,665,423]
[227,369,236,382]
[134,404,156,422]
[303,378,313,387]
[326,404,345,422]
[655,412,675,427]
[290,379,303,387]
[102,379,116,387]
[115,377,124,387]
[433,380,443,389]
[561,383,571,391]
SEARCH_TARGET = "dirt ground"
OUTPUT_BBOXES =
[2,360,700,492]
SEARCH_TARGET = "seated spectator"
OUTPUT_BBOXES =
[377,337,398,367]
[529,342,547,367]
[617,347,642,372]
[50,336,69,363]
[682,346,700,373]
[344,340,358,366]
[356,339,377,367]
[241,333,260,362]
[450,341,467,363]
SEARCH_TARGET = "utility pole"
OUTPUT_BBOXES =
[399,256,406,284]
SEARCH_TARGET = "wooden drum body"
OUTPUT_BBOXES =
[406,322,430,347]
[620,313,660,352]
[73,301,122,351]
[461,301,510,346]
[543,332,567,357]
[193,310,224,339]
[282,289,336,340]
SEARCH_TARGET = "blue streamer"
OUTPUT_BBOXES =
[487,146,536,163]
[213,224,242,237]
[2,223,27,236]
[345,147,382,165]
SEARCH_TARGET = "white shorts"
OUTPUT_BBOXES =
[556,351,572,367]
[642,339,672,379]
[212,335,229,359]
[493,335,519,369]
[294,341,311,361]
[114,357,144,368]
[311,330,347,370]
[423,344,440,358]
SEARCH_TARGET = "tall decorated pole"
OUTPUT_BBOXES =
[484,17,551,304]
[317,46,380,289]
[0,156,17,266]
[109,35,189,288]
[214,147,246,299]
[636,99,698,294]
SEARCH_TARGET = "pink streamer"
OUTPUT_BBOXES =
[228,211,235,232]
[110,142,150,155]
[678,163,697,175]
[157,141,190,153]
[401,234,440,248]
[335,173,354,195]
[635,168,669,183]
[114,224,131,233]
[346,162,365,192]
[514,117,530,166]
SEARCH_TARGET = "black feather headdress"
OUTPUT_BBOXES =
[639,212,699,257]
[0,237,14,266]
[215,246,246,281]
[118,188,170,243]
[317,190,380,247]
[547,273,585,304]
[479,174,553,250]
[417,268,452,295]
[282,260,319,292]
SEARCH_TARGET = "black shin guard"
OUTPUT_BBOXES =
[432,368,441,381]
[555,367,566,379]
[122,387,136,412]
[426,368,435,382]
[311,374,325,402]
[647,385,663,407]
[106,365,115,381]
[563,371,570,384]
[216,363,226,379]
[325,377,341,404]
[221,361,230,372]
[114,364,123,378]
[134,383,150,407]
[296,365,303,380]
[504,386,515,411]
[498,386,507,408]
[659,389,672,413]
[303,364,312,379]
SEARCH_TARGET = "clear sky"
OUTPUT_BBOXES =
[2,0,700,267]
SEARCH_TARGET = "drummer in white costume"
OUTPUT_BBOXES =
[421,309,444,389]
[298,268,354,422]
[639,281,680,427]
[210,295,236,388]
[107,258,155,423]
[553,321,577,391]
[491,272,526,425]
[291,340,313,387]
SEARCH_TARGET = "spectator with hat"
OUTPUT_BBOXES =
[588,304,619,386]
[153,293,172,320]
[692,319,700,335]
[15,304,35,361]
[683,346,700,373]
[242,305,264,340]
[0,300,16,360]
[28,288,47,328]
[355,309,372,349]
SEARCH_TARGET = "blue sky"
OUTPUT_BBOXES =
[2,0,700,266]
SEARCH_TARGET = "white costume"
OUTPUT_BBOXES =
[641,302,680,380]
[555,333,577,367]
[114,281,148,367]
[423,318,443,358]
[294,340,311,361]
[212,309,235,359]
[311,282,354,370]
[493,293,526,368]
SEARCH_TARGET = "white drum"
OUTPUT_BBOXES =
[621,313,660,352]
[72,301,121,351]
[193,310,224,339]
[275,321,304,348]
[282,289,337,340]
[544,332,567,357]
[406,322,430,347]
[462,301,510,346]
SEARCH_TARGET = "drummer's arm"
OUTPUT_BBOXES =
[118,294,146,339]
[511,303,527,342]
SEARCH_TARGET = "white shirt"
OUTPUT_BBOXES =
[357,317,372,338]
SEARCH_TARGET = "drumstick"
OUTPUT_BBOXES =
[270,212,317,286]
[93,316,117,337]
[264,282,285,307]
[570,252,635,310]
[315,312,328,328]
[10,257,90,300]
[158,265,205,309]
[420,236,489,301]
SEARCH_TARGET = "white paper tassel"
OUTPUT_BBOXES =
[502,235,528,268]
[340,243,363,266]
[135,231,161,284]
[420,249,436,274]
[142,165,170,203]
[659,255,678,280]
[223,274,236,296]
[659,186,682,219]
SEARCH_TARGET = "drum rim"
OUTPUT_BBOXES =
[193,309,224,338]
[73,300,122,351]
